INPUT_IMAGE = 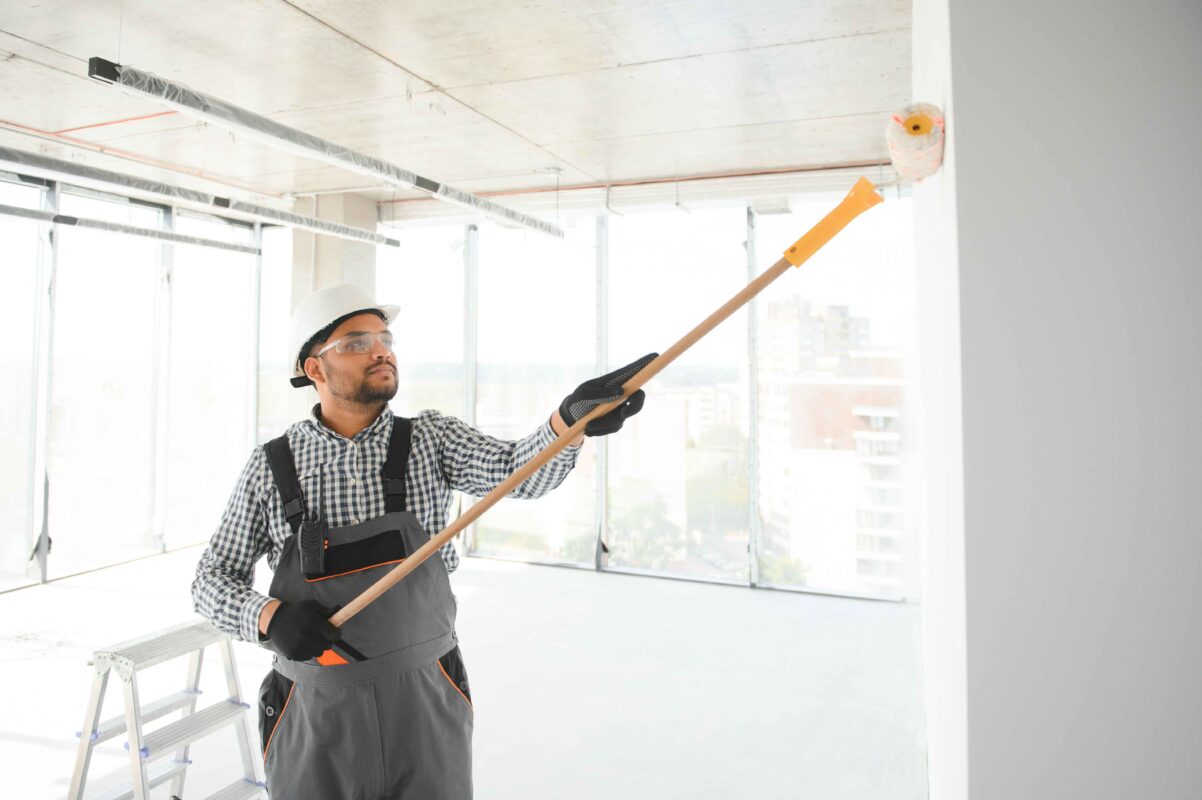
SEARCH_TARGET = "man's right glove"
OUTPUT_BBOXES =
[265,599,340,661]
[559,353,658,436]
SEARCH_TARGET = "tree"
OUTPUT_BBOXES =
[607,479,684,570]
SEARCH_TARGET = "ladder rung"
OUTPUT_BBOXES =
[89,758,189,800]
[87,689,201,745]
[126,700,248,760]
[204,777,269,800]
[99,620,225,671]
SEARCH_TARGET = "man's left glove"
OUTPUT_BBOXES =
[265,600,341,661]
[559,353,658,436]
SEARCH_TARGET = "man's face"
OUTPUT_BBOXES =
[308,312,398,406]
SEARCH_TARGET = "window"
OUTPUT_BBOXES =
[3,186,268,581]
[48,192,162,577]
[256,226,295,442]
[163,213,258,549]
[471,220,597,564]
[377,225,466,419]
[606,208,750,582]
[0,180,45,590]
[754,194,914,596]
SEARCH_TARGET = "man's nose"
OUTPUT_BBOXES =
[369,336,392,358]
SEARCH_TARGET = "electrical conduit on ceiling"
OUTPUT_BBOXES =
[88,57,564,238]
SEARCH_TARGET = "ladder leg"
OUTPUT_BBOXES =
[120,672,153,800]
[67,662,110,800]
[221,638,265,783]
[169,646,205,799]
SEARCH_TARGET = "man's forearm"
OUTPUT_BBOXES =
[259,599,281,636]
[550,409,586,446]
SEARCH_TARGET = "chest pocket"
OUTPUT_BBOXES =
[304,517,411,583]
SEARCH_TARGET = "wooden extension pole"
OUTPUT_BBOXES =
[330,176,883,628]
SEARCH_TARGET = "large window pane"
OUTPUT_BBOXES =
[377,225,465,418]
[257,225,294,442]
[163,214,257,549]
[607,208,750,582]
[472,220,596,564]
[48,193,161,577]
[755,194,915,596]
[0,181,45,590]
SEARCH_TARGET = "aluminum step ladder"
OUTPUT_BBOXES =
[68,620,268,800]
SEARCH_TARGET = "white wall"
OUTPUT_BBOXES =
[917,0,1202,797]
[910,0,966,795]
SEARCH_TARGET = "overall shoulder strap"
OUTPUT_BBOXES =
[381,416,412,513]
[263,436,305,535]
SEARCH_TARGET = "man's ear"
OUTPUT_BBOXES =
[304,356,325,385]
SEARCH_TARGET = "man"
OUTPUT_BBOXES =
[192,283,652,800]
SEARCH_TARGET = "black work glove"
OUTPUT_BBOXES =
[559,353,658,436]
[265,600,340,661]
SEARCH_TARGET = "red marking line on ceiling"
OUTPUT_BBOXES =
[0,117,285,200]
[53,110,178,135]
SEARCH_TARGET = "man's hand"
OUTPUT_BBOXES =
[264,599,341,661]
[559,353,657,436]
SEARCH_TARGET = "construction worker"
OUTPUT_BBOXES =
[192,283,653,800]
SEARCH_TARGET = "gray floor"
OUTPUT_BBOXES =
[0,548,927,799]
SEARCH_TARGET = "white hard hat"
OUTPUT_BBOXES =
[289,284,400,388]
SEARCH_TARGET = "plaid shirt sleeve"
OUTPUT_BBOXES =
[191,447,274,643]
[435,414,582,498]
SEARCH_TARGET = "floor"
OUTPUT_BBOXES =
[0,547,928,799]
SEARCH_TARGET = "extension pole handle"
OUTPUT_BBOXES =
[329,176,883,628]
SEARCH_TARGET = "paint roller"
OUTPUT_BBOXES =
[887,103,946,182]
[329,176,885,628]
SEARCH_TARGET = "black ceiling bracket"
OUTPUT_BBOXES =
[87,57,122,84]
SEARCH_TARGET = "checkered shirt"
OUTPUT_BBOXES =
[192,406,581,643]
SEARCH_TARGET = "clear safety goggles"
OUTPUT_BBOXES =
[316,330,395,357]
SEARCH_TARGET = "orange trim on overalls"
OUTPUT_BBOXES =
[437,660,473,710]
[316,649,349,666]
[262,683,296,761]
[303,557,407,583]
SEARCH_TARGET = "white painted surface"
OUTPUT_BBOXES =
[0,548,926,799]
[909,0,966,798]
[916,0,1202,796]
[0,0,910,202]
[448,31,910,146]
[290,0,913,90]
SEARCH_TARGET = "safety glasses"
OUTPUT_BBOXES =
[316,331,395,357]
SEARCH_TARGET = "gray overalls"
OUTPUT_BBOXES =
[257,417,473,800]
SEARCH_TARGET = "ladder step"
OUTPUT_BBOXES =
[99,620,225,671]
[87,689,200,745]
[204,777,269,800]
[89,758,188,800]
[126,700,248,760]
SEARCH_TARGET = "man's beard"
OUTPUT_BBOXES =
[329,364,398,406]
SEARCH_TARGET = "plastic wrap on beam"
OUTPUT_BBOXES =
[0,145,397,246]
[0,202,262,254]
[432,183,562,237]
[97,60,563,239]
[0,145,213,206]
[223,200,400,246]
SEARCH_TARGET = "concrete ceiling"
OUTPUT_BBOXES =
[0,0,910,208]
